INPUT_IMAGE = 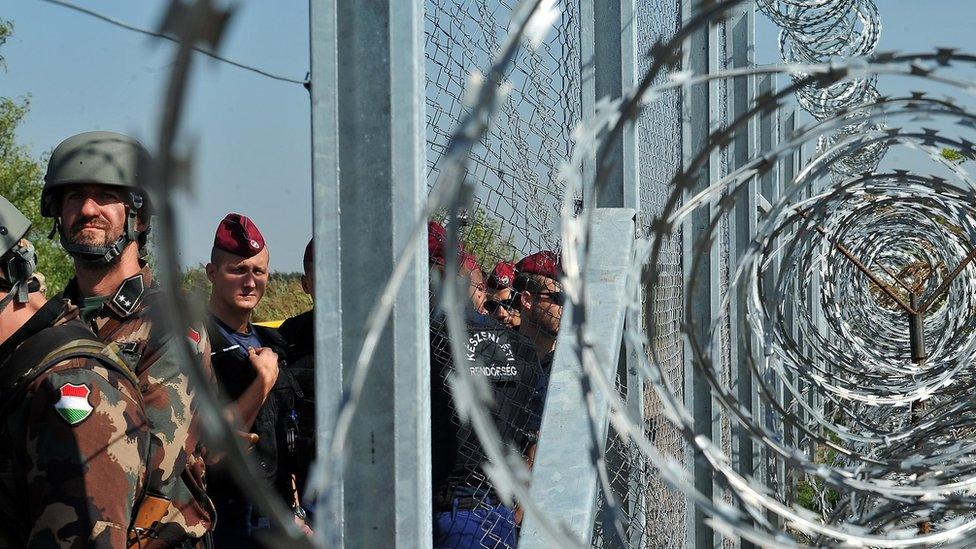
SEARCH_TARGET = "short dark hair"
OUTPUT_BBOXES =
[303,238,314,275]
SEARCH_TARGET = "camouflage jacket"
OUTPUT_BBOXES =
[60,266,215,546]
[0,298,150,547]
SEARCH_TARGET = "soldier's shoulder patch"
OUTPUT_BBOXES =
[54,382,94,425]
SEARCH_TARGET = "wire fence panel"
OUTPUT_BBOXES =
[423,1,583,547]
[590,1,688,548]
[634,1,688,547]
[424,0,582,261]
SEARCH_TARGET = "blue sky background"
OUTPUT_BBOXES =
[4,1,311,271]
[3,1,974,271]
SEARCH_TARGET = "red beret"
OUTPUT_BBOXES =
[428,221,446,266]
[516,250,561,279]
[459,252,479,272]
[488,261,516,289]
[214,213,266,258]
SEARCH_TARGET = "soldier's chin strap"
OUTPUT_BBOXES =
[56,193,149,267]
[0,239,39,314]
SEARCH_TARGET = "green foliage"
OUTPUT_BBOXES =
[0,20,74,294]
[433,206,517,271]
[0,20,12,71]
[940,147,972,164]
[180,266,312,323]
[795,477,840,514]
[0,98,75,294]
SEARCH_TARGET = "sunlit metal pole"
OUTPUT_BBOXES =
[309,0,430,545]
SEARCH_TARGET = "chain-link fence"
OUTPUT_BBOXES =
[424,0,582,259]
[423,0,705,547]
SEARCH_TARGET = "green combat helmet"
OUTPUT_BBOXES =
[0,195,38,313]
[41,131,153,266]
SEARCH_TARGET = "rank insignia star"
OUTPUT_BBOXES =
[55,383,93,425]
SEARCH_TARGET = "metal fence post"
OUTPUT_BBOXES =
[777,107,796,506]
[681,1,720,546]
[581,0,643,542]
[728,4,757,548]
[309,0,344,541]
[755,71,780,528]
[313,0,430,546]
[580,0,639,210]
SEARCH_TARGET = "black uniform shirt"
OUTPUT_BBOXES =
[429,309,547,496]
[206,316,301,502]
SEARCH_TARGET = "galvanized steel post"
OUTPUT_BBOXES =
[308,0,343,540]
[728,5,758,548]
[310,0,430,545]
[681,0,719,545]
[580,0,643,541]
[580,0,639,210]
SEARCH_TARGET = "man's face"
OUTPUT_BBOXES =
[487,286,520,328]
[523,276,562,335]
[300,259,315,299]
[59,184,131,249]
[207,248,270,314]
[464,267,487,314]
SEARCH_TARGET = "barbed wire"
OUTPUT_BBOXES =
[134,0,976,546]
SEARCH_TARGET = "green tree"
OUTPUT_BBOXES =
[0,20,75,293]
[434,206,517,271]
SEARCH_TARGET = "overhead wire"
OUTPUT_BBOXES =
[38,0,310,87]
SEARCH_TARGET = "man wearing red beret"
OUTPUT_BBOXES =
[514,250,563,364]
[485,261,520,329]
[204,213,310,541]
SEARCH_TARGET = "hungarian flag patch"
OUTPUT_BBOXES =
[55,383,93,425]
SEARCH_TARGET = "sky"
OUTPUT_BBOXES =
[3,1,311,271]
[3,0,976,271]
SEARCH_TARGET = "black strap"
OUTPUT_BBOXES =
[0,322,98,396]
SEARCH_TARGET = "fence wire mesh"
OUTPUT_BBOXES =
[424,0,583,545]
[424,0,582,260]
[591,1,689,548]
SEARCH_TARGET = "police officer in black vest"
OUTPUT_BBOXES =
[427,223,548,548]
[277,238,316,495]
[204,213,309,542]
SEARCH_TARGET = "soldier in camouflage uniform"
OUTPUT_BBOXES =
[0,195,150,546]
[41,131,215,546]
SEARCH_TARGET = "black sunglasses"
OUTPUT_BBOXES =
[485,296,518,314]
[535,291,564,306]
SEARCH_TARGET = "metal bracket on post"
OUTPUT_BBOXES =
[519,208,637,548]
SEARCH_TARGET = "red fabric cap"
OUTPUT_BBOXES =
[459,252,479,272]
[214,213,266,258]
[488,261,516,289]
[516,250,561,279]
